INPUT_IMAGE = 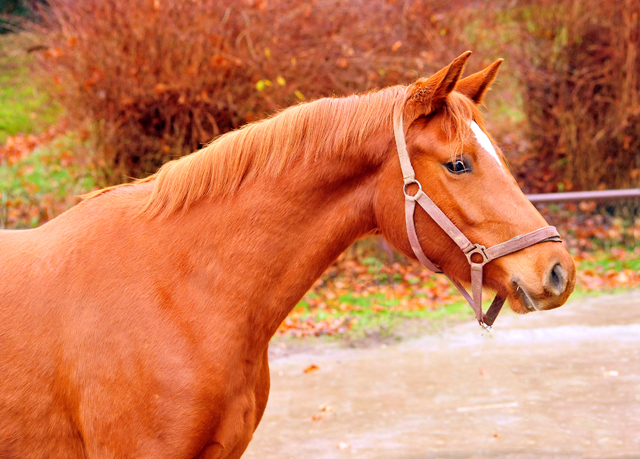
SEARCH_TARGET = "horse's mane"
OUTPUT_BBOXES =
[87,87,482,218]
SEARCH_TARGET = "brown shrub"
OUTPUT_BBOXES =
[32,0,479,182]
[510,0,640,192]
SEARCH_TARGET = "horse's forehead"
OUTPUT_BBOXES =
[469,121,503,168]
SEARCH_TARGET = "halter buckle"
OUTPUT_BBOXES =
[464,243,489,266]
[402,178,423,199]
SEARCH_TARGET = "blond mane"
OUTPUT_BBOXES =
[88,86,484,218]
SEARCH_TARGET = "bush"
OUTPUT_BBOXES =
[511,0,640,192]
[32,0,478,183]
[1,0,30,33]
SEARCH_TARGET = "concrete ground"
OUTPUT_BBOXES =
[244,290,640,459]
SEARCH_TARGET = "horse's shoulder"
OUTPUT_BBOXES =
[0,228,34,252]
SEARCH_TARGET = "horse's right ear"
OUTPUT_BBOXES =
[404,51,472,123]
[455,59,503,104]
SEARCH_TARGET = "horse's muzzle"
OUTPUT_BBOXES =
[510,256,576,313]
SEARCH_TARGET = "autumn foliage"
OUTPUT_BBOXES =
[509,0,640,192]
[24,0,640,191]
[33,0,480,182]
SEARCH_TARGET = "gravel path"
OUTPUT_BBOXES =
[244,290,640,459]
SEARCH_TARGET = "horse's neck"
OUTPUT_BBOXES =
[170,143,386,351]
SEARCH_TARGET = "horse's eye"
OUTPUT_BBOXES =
[445,159,471,174]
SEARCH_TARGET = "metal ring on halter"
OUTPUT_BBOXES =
[464,243,489,266]
[402,179,423,199]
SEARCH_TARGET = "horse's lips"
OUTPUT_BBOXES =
[513,281,537,312]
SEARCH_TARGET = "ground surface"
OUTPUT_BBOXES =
[244,290,640,459]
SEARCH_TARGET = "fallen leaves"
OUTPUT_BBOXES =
[537,205,640,253]
[1,124,97,229]
[311,405,333,421]
[277,258,461,337]
[574,247,640,290]
[0,121,69,165]
[280,315,353,338]
[303,364,319,374]
[310,404,333,421]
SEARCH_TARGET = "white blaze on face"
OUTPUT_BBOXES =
[469,121,503,168]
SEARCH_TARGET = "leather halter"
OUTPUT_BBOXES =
[393,103,562,329]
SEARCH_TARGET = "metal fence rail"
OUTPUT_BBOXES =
[526,189,640,204]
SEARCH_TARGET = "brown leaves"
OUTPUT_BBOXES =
[279,315,352,338]
[32,0,486,182]
[575,247,640,291]
[153,83,169,95]
[537,204,640,253]
[336,58,349,69]
[277,254,461,338]
[0,122,98,229]
[310,404,332,421]
[0,122,68,165]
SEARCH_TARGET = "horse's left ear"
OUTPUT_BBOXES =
[455,59,504,104]
[402,51,472,125]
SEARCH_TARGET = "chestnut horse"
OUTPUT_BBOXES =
[0,53,575,458]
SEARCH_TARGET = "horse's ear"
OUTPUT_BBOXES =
[404,51,472,121]
[455,59,503,104]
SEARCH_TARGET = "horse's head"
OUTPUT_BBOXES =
[376,52,575,316]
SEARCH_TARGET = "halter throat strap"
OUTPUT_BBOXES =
[393,102,562,328]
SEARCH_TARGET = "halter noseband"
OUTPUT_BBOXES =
[393,103,562,329]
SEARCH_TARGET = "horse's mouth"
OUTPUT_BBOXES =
[510,280,538,313]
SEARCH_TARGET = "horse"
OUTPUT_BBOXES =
[0,52,575,458]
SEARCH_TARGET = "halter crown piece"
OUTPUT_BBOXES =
[393,100,562,329]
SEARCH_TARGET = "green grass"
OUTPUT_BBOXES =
[290,290,482,342]
[312,292,473,332]
[1,131,94,192]
[0,34,62,143]
[576,249,640,274]
[347,300,474,338]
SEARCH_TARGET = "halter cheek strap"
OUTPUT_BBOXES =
[393,104,562,329]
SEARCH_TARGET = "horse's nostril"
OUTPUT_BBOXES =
[546,262,565,296]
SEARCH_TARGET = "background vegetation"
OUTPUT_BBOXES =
[29,0,482,181]
[5,0,637,191]
[510,0,640,192]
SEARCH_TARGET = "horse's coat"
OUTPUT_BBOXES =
[0,53,575,458]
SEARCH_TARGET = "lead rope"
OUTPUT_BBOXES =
[393,100,562,328]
